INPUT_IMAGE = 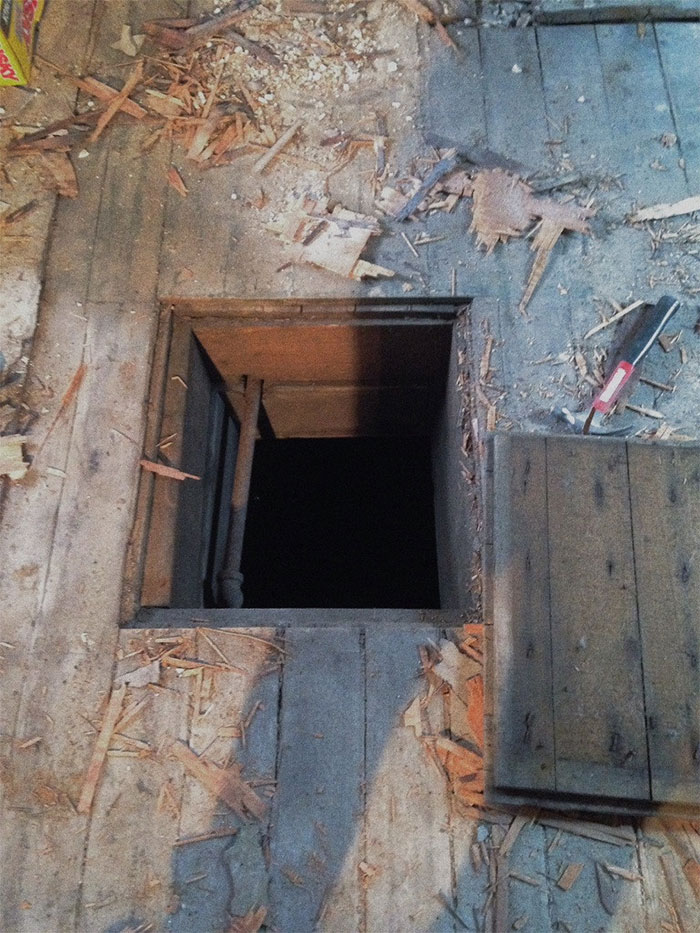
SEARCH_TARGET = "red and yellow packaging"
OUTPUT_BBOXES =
[0,0,45,86]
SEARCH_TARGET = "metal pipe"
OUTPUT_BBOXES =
[219,376,262,607]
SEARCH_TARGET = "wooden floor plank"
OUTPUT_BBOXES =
[535,0,700,24]
[88,129,172,305]
[364,626,453,932]
[595,23,689,204]
[655,23,700,183]
[141,315,191,607]
[0,134,112,766]
[628,443,700,804]
[268,627,364,932]
[480,27,577,431]
[421,26,496,299]
[77,656,191,932]
[537,22,611,331]
[1,74,171,927]
[171,627,280,932]
[491,434,556,793]
[158,152,240,300]
[0,298,159,931]
[537,24,693,427]
[503,823,551,928]
[545,436,650,799]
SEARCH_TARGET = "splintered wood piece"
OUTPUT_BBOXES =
[269,198,387,279]
[228,906,267,933]
[395,0,436,24]
[78,77,146,119]
[177,1,261,50]
[170,740,266,820]
[470,170,534,252]
[499,811,532,858]
[139,459,200,481]
[40,152,78,198]
[683,859,700,898]
[77,685,126,814]
[37,361,86,454]
[89,61,144,143]
[212,120,245,163]
[557,862,584,891]
[480,335,494,381]
[537,817,635,847]
[173,828,239,846]
[629,195,700,223]
[596,862,621,915]
[583,299,644,340]
[144,2,259,51]
[393,150,458,221]
[35,57,147,119]
[186,112,220,162]
[253,121,302,174]
[519,217,564,315]
[603,863,642,882]
[167,167,188,197]
[142,21,191,49]
[466,675,484,746]
[433,735,483,776]
[403,696,423,737]
[350,259,395,280]
[0,435,29,480]
[110,24,144,57]
[199,626,287,655]
[433,639,481,692]
[115,658,161,688]
[470,169,592,313]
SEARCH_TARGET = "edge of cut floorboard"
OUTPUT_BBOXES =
[533,0,700,24]
[130,608,472,628]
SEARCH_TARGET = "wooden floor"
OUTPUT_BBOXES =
[487,435,700,814]
[2,1,700,930]
[7,619,697,933]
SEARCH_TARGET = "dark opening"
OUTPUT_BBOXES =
[239,436,441,608]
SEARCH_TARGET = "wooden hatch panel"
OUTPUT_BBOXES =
[486,433,700,815]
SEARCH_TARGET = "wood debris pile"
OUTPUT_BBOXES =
[405,629,700,928]
[3,0,387,185]
[382,164,595,313]
[267,195,394,280]
[404,624,486,812]
[73,626,283,818]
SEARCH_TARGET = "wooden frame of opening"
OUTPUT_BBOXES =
[122,298,477,622]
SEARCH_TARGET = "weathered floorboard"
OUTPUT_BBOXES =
[268,627,364,932]
[171,627,280,932]
[628,443,700,804]
[364,626,453,932]
[546,436,650,799]
[655,22,700,183]
[77,662,191,932]
[491,433,556,793]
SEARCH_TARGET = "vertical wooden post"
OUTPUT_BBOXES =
[219,376,262,607]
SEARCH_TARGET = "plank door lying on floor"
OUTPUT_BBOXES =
[487,434,700,814]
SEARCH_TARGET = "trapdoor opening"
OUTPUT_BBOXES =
[126,300,474,619]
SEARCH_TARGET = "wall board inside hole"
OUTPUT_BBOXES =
[125,301,475,618]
